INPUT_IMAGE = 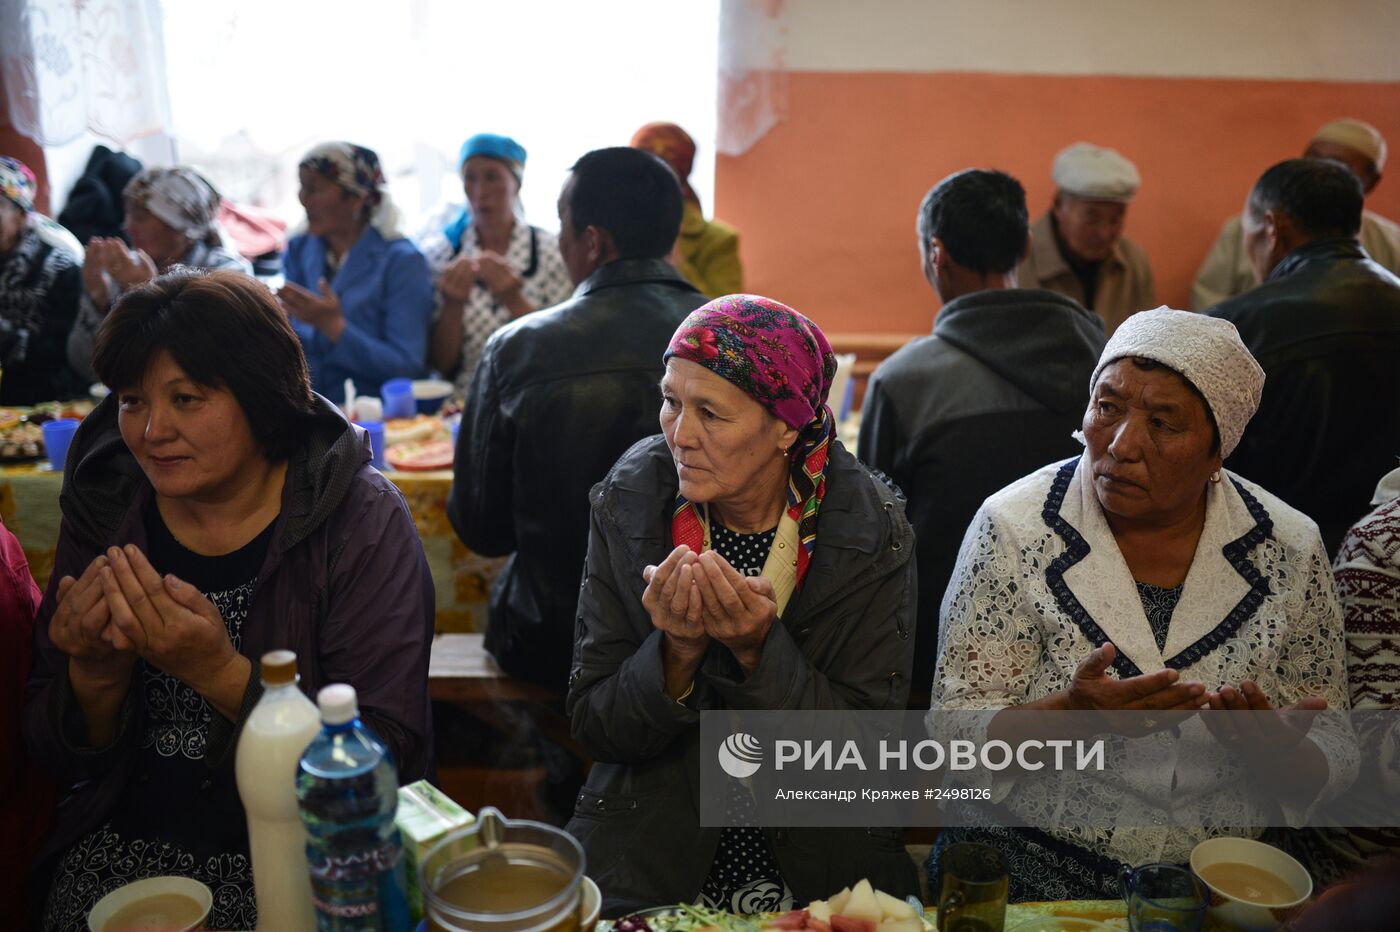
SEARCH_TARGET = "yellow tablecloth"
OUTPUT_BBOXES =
[0,463,502,634]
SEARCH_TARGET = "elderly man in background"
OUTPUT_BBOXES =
[448,147,706,690]
[859,168,1105,704]
[1209,157,1400,555]
[1193,118,1400,309]
[1016,142,1156,336]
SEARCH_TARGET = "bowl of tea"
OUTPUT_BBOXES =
[86,876,212,932]
[422,806,589,931]
[1189,837,1312,931]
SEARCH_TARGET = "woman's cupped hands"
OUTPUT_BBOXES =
[1066,642,1326,750]
[642,544,777,674]
[50,545,238,692]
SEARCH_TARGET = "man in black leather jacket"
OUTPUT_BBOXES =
[858,169,1105,703]
[1210,158,1400,555]
[448,147,707,689]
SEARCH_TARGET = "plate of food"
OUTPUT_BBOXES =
[0,417,44,462]
[384,413,445,447]
[386,439,454,472]
[602,880,931,932]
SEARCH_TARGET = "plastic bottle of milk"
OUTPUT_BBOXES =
[236,650,321,931]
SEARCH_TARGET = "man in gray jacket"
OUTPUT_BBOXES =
[859,169,1106,704]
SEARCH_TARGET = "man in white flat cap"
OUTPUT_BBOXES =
[1016,142,1157,336]
[1192,117,1400,309]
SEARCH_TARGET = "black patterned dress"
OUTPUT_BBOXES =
[43,505,276,931]
[696,522,797,914]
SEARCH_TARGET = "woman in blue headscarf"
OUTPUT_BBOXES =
[421,134,571,394]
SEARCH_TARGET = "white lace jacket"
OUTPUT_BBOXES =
[929,456,1357,866]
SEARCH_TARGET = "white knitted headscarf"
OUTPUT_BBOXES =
[1089,307,1265,457]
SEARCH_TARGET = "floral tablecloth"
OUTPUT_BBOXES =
[0,463,502,634]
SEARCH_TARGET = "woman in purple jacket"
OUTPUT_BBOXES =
[23,268,434,930]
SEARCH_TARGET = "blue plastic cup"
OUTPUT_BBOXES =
[381,379,415,419]
[362,420,386,470]
[42,418,80,471]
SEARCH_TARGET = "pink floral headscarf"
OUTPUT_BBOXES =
[664,294,837,591]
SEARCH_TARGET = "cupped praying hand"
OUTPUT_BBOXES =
[81,237,157,309]
[278,277,346,341]
[97,544,242,694]
[642,544,777,676]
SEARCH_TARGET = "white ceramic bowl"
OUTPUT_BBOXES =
[581,876,602,932]
[1189,837,1312,932]
[412,379,455,415]
[87,875,212,932]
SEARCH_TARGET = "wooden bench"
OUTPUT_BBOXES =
[429,633,557,704]
[827,332,922,410]
[429,634,587,821]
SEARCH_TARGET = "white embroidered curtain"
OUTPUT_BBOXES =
[0,0,171,147]
[717,0,788,156]
[157,0,722,227]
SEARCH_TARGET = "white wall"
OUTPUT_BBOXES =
[727,0,1400,80]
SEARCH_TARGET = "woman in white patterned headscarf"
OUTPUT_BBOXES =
[927,307,1355,902]
[67,166,250,382]
[278,141,433,397]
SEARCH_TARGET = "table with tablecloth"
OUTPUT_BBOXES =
[0,462,502,633]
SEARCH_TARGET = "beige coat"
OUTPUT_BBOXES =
[1191,209,1400,310]
[1018,213,1157,336]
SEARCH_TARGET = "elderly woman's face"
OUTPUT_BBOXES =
[660,358,797,511]
[463,157,518,228]
[123,202,188,268]
[0,198,24,254]
[1083,359,1222,525]
[118,349,265,504]
[298,168,366,239]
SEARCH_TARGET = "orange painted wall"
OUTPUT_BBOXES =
[714,72,1400,335]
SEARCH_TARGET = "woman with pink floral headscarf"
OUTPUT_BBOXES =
[566,294,918,917]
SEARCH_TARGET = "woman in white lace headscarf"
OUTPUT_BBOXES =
[67,166,249,381]
[928,307,1355,901]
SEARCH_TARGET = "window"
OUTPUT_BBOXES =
[159,0,720,236]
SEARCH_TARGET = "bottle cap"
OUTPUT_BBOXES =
[260,650,298,687]
[317,683,359,725]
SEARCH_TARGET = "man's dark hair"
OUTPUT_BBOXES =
[94,268,319,460]
[916,169,1028,276]
[1247,158,1364,239]
[566,147,682,260]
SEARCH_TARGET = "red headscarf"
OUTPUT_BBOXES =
[630,122,701,207]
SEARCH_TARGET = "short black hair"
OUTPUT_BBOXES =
[1247,158,1364,239]
[94,268,319,460]
[566,147,682,260]
[916,169,1028,276]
